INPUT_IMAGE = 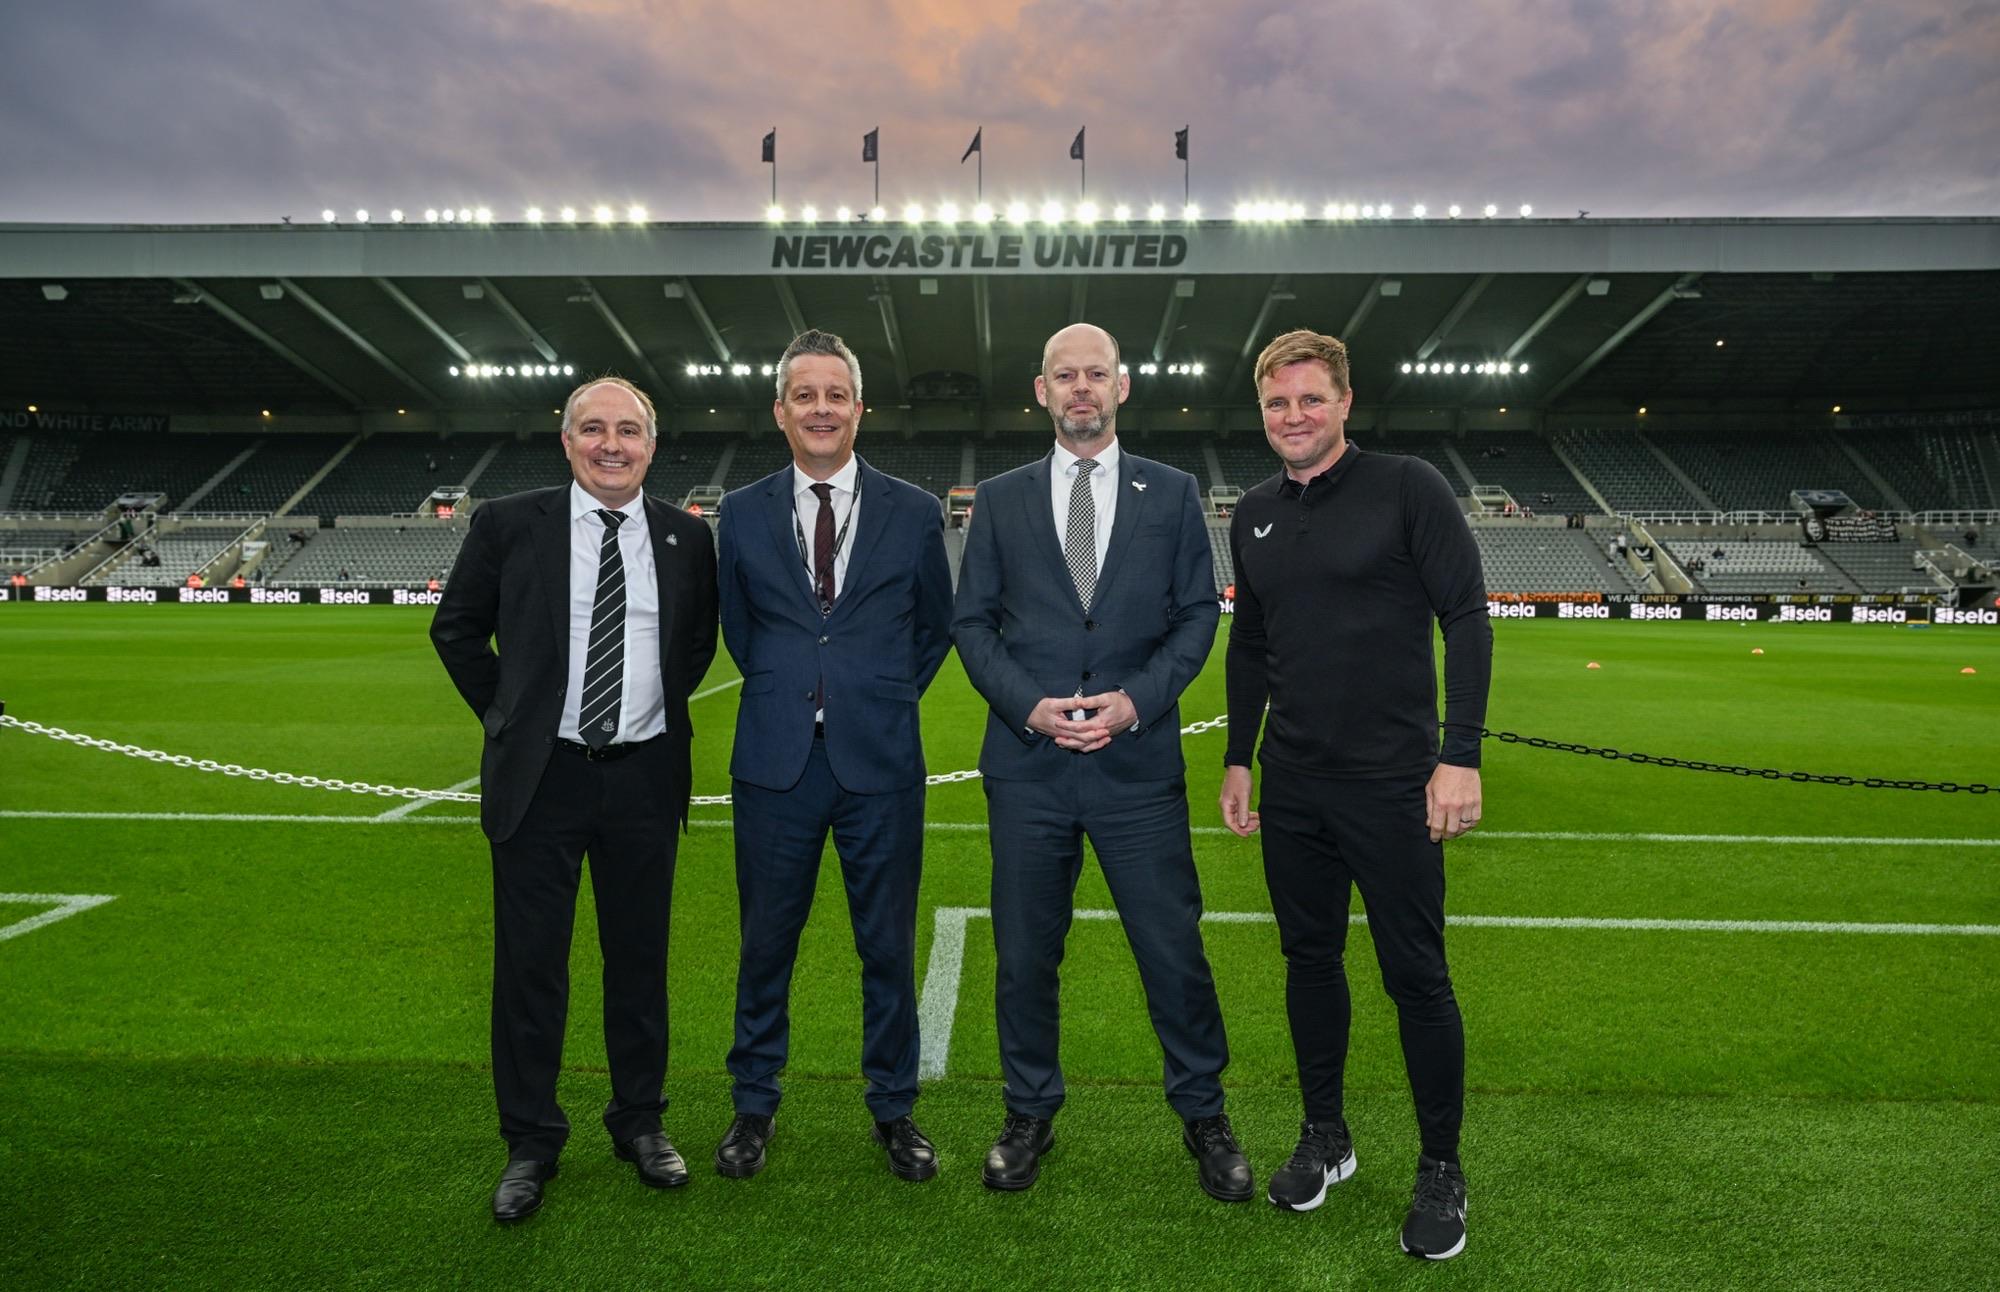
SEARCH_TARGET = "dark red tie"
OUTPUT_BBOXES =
[811,482,836,612]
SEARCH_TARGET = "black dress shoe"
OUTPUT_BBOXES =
[872,1115,939,1182]
[615,1132,689,1188]
[492,1158,557,1223]
[982,1112,1054,1191]
[1183,1113,1254,1202]
[715,1113,774,1178]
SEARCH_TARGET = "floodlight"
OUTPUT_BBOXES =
[800,204,818,222]
[458,208,473,222]
[1006,201,1030,224]
[562,364,574,376]
[1447,204,1461,218]
[972,202,995,224]
[836,205,854,222]
[424,209,439,222]
[1147,202,1166,220]
[1380,203,1395,217]
[1341,203,1357,219]
[1411,203,1427,218]
[1361,204,1375,218]
[389,209,404,223]
[1401,363,1413,374]
[1191,362,1205,376]
[559,206,577,222]
[321,209,336,223]
[474,207,491,223]
[766,204,785,222]
[869,205,888,222]
[627,205,647,223]
[937,202,960,222]
[1112,203,1131,221]
[449,365,460,377]
[354,209,369,222]
[1498,361,1513,375]
[1482,203,1497,218]
[1040,200,1064,223]
[1519,204,1533,216]
[439,208,455,223]
[1235,202,1254,221]
[525,207,544,223]
[1517,363,1529,373]
[1182,203,1200,219]
[686,364,701,378]
[1076,201,1099,224]
[593,205,614,224]
[505,366,517,376]
[903,202,925,222]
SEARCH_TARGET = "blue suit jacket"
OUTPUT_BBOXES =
[718,456,953,795]
[952,446,1220,782]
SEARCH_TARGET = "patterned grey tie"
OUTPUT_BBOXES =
[1065,458,1100,610]
[578,509,627,749]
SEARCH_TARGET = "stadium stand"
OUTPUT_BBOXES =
[1125,436,1211,485]
[288,435,494,521]
[259,526,467,585]
[1212,437,1277,489]
[1860,429,1996,511]
[1667,539,1854,593]
[1363,432,1468,490]
[464,435,572,499]
[36,434,250,512]
[1459,432,1597,513]
[1818,540,1932,593]
[0,526,92,570]
[1472,526,1632,594]
[8,437,85,511]
[213,436,347,513]
[90,534,237,587]
[1652,430,1883,513]
[974,433,1058,478]
[856,436,966,495]
[1550,429,1703,512]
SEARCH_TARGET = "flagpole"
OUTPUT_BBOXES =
[770,126,777,205]
[874,157,880,207]
[978,148,983,202]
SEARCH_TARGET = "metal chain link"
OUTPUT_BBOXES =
[0,711,1227,807]
[1483,729,1994,795]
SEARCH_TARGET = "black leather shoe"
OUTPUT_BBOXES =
[1183,1113,1254,1202]
[872,1115,939,1182]
[614,1132,689,1188]
[491,1158,557,1223]
[715,1113,774,1178]
[982,1112,1054,1191]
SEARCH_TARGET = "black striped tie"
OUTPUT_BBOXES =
[1065,458,1099,610]
[579,509,627,750]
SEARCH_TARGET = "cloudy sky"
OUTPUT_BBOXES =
[3,0,1995,224]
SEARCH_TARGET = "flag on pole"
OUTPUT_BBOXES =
[1069,127,1085,161]
[761,129,775,163]
[1174,126,1188,160]
[961,128,982,164]
[862,128,878,163]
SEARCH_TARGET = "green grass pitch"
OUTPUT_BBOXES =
[1,607,1996,1290]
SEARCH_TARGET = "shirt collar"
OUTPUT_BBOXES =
[792,454,859,499]
[1278,441,1358,498]
[570,481,647,525]
[1052,436,1119,480]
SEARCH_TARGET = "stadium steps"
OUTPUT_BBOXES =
[1639,432,1719,510]
[274,434,361,518]
[1831,437,1911,512]
[1437,440,1480,493]
[175,440,264,512]
[1975,433,2000,505]
[0,435,29,509]
[1546,435,1616,516]
[458,441,505,494]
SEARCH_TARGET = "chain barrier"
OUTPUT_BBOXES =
[1482,729,1994,795]
[6,711,1981,804]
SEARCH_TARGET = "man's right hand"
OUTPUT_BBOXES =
[1219,764,1260,836]
[1026,696,1111,752]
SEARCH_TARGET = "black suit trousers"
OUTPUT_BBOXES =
[489,738,682,1160]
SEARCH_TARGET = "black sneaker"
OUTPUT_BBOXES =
[1400,1155,1468,1260]
[1266,1120,1356,1212]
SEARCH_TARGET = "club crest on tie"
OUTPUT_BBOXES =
[600,718,615,732]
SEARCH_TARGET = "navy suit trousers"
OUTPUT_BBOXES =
[727,738,925,1120]
[985,761,1229,1121]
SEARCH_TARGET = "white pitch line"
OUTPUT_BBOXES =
[913,904,1997,1080]
[689,676,744,702]
[373,775,481,821]
[0,892,116,942]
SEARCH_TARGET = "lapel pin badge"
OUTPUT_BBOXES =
[1131,479,1147,492]
[665,532,678,546]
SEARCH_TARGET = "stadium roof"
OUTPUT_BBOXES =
[2,217,1996,429]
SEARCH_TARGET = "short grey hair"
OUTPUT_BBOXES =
[561,375,658,440]
[775,329,863,405]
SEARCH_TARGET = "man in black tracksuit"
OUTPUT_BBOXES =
[1219,329,1491,1261]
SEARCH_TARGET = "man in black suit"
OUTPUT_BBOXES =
[712,329,954,1182]
[952,323,1250,1202]
[432,376,718,1222]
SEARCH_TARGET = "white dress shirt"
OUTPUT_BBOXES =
[559,483,664,743]
[1049,437,1120,570]
[792,455,860,599]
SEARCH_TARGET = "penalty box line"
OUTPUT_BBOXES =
[915,906,2000,1080]
[0,893,116,942]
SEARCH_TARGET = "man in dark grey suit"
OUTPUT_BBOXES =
[952,323,1249,1202]
[432,377,717,1222]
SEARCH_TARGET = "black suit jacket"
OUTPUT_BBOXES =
[431,485,719,842]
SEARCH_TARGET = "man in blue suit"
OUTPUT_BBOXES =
[952,323,1251,1202]
[714,329,954,1182]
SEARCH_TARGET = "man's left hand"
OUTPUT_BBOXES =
[1426,763,1483,843]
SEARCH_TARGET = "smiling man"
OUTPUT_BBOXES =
[712,329,953,1183]
[1218,330,1491,1259]
[952,323,1248,1202]
[431,376,718,1223]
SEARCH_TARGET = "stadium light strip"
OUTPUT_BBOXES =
[1401,360,1533,376]
[450,363,575,379]
[318,199,1538,228]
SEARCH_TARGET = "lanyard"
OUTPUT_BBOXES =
[790,474,860,616]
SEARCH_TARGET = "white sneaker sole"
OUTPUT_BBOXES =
[1267,1147,1357,1212]
[1400,1204,1468,1260]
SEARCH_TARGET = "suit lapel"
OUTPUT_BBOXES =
[1019,451,1078,608]
[534,488,571,663]
[1092,449,1148,604]
[759,467,818,613]
[644,497,680,684]
[827,458,889,623]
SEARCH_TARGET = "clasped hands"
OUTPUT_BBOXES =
[1026,691,1137,753]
